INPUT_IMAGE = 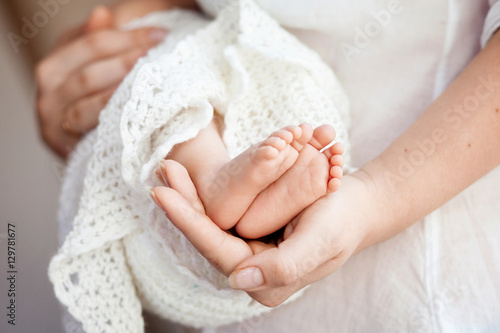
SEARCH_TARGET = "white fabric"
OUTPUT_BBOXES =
[195,1,500,333]
[482,0,500,47]
[49,1,350,332]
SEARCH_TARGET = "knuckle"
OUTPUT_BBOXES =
[272,254,299,286]
[68,104,82,123]
[84,31,109,56]
[77,70,92,91]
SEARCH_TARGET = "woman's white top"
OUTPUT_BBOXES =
[195,0,500,332]
[53,0,500,332]
[51,2,352,331]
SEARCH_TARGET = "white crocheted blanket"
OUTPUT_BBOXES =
[49,0,350,332]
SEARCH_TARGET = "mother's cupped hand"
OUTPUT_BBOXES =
[35,6,167,158]
[151,159,379,307]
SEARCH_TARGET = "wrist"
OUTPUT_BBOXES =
[343,169,386,254]
[351,157,416,253]
[317,170,384,256]
[338,157,404,253]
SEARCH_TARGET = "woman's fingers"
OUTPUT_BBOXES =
[52,6,113,50]
[243,249,349,308]
[61,85,118,134]
[43,45,150,136]
[152,160,253,275]
[40,118,82,158]
[153,186,253,276]
[84,6,114,33]
[228,237,322,291]
[35,5,169,158]
[36,27,166,92]
[59,46,149,107]
[228,216,337,292]
[156,160,205,213]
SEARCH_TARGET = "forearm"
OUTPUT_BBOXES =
[355,32,500,251]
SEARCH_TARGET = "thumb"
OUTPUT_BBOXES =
[84,6,114,33]
[228,230,333,291]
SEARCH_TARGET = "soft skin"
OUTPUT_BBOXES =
[151,30,500,307]
[163,121,344,239]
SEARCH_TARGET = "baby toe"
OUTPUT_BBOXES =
[291,123,313,151]
[330,154,344,168]
[331,142,345,155]
[263,136,287,151]
[270,129,294,144]
[309,125,336,150]
[328,178,341,193]
[283,125,303,141]
[330,165,343,179]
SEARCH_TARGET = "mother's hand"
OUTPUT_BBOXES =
[151,160,378,307]
[35,6,167,158]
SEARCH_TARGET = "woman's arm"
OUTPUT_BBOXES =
[152,32,500,307]
[226,31,500,302]
[357,31,500,250]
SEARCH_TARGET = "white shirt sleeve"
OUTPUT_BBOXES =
[481,0,500,47]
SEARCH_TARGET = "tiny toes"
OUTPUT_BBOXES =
[309,125,336,150]
[271,129,294,144]
[330,165,343,179]
[283,125,303,141]
[328,178,341,192]
[291,123,313,151]
[331,142,345,155]
[259,145,280,159]
[263,136,287,151]
[330,154,344,168]
[323,141,345,160]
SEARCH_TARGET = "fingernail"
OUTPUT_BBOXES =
[155,161,169,186]
[228,267,264,290]
[149,189,160,206]
[150,29,167,42]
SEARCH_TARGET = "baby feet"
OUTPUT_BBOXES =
[197,124,313,230]
[156,123,344,238]
[234,125,345,239]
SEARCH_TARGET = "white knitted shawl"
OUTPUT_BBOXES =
[48,1,350,332]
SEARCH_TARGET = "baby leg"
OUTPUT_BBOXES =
[234,125,345,239]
